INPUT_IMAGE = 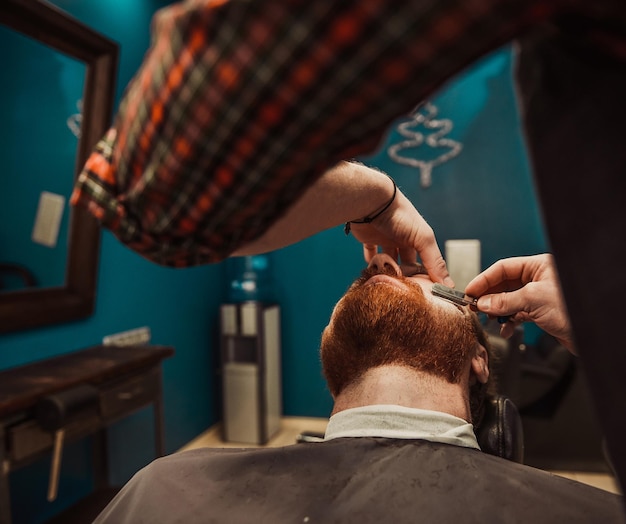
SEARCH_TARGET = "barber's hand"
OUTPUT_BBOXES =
[465,254,574,352]
[348,189,453,286]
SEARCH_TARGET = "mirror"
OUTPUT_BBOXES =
[0,0,118,333]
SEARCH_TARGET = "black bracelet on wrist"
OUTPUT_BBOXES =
[344,174,397,235]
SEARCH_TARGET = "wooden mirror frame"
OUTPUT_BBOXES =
[0,0,118,333]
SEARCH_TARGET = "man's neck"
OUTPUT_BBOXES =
[331,365,472,421]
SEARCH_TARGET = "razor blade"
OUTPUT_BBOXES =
[431,283,478,307]
[431,283,510,323]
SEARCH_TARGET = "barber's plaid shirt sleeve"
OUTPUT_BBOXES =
[70,0,625,267]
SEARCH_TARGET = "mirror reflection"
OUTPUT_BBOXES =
[0,26,86,292]
[0,0,117,334]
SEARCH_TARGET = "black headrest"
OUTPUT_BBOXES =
[475,395,524,463]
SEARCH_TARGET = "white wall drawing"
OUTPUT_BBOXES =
[387,102,463,188]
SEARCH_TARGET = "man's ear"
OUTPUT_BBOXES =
[470,344,489,384]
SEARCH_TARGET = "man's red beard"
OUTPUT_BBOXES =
[320,266,479,398]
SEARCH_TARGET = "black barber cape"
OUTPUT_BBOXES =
[95,438,625,523]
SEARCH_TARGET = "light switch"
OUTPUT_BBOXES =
[102,326,152,346]
[32,191,65,248]
[445,239,481,291]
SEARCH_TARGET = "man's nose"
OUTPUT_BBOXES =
[367,253,402,277]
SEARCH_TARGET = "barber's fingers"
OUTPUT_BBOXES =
[379,238,451,284]
[362,243,378,263]
[466,265,522,298]
[404,219,452,286]
[466,272,511,298]
[476,289,532,318]
[381,245,399,261]
[362,243,451,283]
[362,244,402,264]
[363,245,419,268]
[371,189,451,285]
[398,246,416,265]
[466,255,546,297]
[423,251,454,287]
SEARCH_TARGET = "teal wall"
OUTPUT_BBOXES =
[0,2,547,521]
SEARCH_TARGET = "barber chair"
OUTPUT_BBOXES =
[297,394,524,463]
[475,394,524,463]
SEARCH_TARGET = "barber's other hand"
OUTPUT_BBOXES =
[348,189,453,286]
[465,254,574,352]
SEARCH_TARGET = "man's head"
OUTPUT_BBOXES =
[320,254,491,423]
